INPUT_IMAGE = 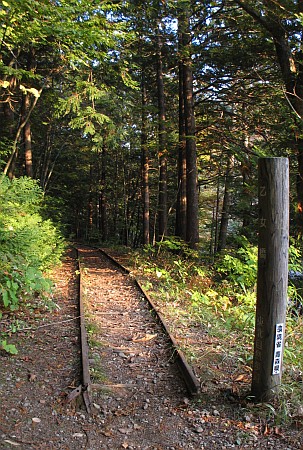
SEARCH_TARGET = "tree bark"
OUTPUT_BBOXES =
[141,70,150,245]
[23,47,36,178]
[3,49,41,179]
[87,164,94,238]
[217,155,234,252]
[22,93,33,178]
[180,9,199,247]
[175,59,187,240]
[99,142,107,241]
[156,26,168,238]
[251,157,289,401]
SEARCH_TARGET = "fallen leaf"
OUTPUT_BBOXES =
[102,430,113,437]
[3,440,21,447]
[122,443,129,449]
[234,374,247,382]
[73,433,85,438]
[118,428,132,434]
[274,426,284,436]
[28,373,37,382]
[132,333,157,342]
[32,417,41,423]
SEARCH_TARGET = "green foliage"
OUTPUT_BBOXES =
[123,239,303,423]
[0,340,18,355]
[140,246,199,291]
[215,237,258,293]
[288,239,303,275]
[144,236,198,258]
[189,288,256,336]
[0,176,64,315]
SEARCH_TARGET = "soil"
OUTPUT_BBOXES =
[0,247,302,449]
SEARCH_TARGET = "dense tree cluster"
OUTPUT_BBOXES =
[1,0,302,249]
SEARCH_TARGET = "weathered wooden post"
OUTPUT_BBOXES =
[251,157,289,401]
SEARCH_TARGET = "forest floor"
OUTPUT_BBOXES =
[0,246,302,449]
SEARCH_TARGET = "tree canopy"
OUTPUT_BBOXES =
[0,0,302,247]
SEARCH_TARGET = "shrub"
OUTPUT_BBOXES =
[215,236,258,293]
[0,176,64,315]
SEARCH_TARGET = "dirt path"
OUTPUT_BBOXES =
[0,247,301,449]
[78,246,194,449]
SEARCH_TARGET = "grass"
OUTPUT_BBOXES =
[113,243,303,428]
[80,277,108,387]
[90,362,107,383]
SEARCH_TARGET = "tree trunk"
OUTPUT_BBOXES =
[214,171,220,253]
[156,26,168,238]
[0,62,17,172]
[123,161,129,247]
[180,9,199,247]
[1,75,16,145]
[217,155,234,252]
[7,148,18,180]
[99,143,107,241]
[141,70,150,245]
[23,47,36,178]
[251,157,289,401]
[113,147,119,237]
[22,93,33,178]
[295,136,303,232]
[87,165,94,238]
[175,59,187,240]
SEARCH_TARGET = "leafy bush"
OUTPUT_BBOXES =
[0,176,65,352]
[125,239,303,421]
[216,236,258,293]
[144,236,198,258]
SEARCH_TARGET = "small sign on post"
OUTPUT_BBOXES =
[251,157,289,402]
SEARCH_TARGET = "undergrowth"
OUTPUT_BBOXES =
[124,236,303,427]
[0,176,65,353]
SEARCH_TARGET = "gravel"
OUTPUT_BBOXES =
[0,247,301,449]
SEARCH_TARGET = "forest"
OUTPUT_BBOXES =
[1,0,303,429]
[3,0,303,248]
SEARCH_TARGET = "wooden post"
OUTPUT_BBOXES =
[251,157,289,401]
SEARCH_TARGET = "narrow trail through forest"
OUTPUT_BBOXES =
[77,246,194,448]
[0,247,301,449]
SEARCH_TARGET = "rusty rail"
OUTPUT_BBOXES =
[98,248,200,396]
[76,251,92,413]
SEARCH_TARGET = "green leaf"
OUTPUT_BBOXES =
[2,289,9,307]
[1,340,18,355]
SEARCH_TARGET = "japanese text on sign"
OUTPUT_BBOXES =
[272,323,284,375]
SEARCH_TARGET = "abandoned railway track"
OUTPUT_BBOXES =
[75,245,202,447]
[76,245,200,414]
[1,246,205,450]
[1,245,302,449]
